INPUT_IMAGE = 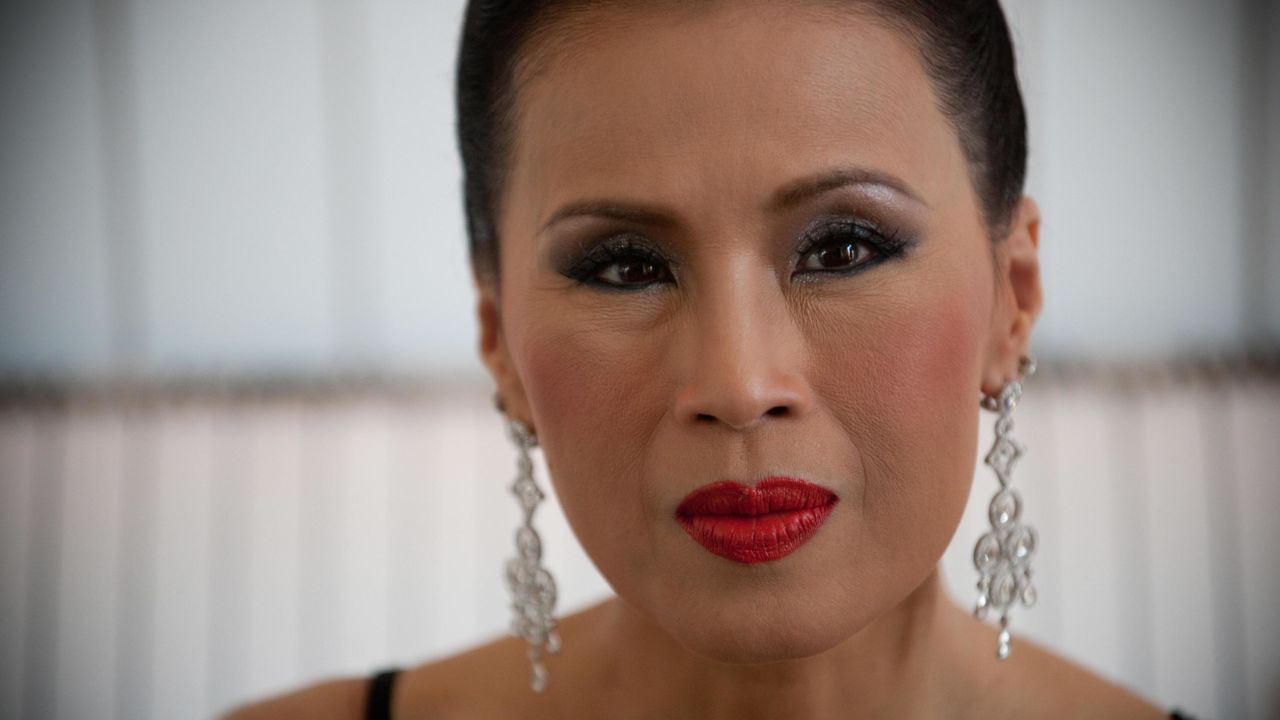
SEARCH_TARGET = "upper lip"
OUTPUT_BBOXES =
[676,476,838,517]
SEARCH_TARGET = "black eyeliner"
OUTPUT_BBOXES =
[558,234,673,286]
[792,216,912,278]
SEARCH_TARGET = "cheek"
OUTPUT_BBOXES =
[509,311,668,563]
[813,279,988,566]
[886,294,986,425]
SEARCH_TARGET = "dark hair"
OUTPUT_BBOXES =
[456,0,1027,284]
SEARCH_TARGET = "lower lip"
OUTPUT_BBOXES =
[676,477,838,564]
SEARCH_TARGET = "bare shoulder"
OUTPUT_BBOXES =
[947,601,1166,720]
[220,600,608,720]
[396,602,613,720]
[394,633,555,720]
[218,675,368,720]
[215,637,536,720]
[1006,634,1168,719]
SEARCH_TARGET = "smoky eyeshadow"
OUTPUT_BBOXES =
[558,234,673,285]
[544,192,925,287]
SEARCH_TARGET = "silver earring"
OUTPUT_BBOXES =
[498,398,560,693]
[973,355,1038,660]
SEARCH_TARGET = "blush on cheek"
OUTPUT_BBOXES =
[517,329,611,465]
[821,284,986,429]
[898,292,987,415]
[882,288,987,541]
[517,323,660,444]
[512,323,664,543]
[820,283,988,569]
[876,287,988,499]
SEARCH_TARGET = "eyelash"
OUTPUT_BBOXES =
[562,235,674,289]
[793,218,906,279]
[562,219,908,290]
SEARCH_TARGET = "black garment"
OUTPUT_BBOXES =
[365,666,1202,720]
[367,668,400,720]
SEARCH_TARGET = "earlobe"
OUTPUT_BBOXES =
[476,286,502,361]
[1007,196,1044,329]
[982,197,1044,396]
[475,284,537,432]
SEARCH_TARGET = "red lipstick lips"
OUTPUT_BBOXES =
[675,477,838,564]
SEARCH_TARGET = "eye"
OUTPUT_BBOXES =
[562,236,675,290]
[596,255,670,286]
[795,219,900,276]
[799,239,873,271]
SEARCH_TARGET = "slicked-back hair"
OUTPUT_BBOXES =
[456,0,1027,285]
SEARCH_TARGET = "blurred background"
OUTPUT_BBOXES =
[1,0,1278,718]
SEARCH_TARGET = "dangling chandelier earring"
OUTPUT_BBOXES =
[973,355,1039,660]
[495,393,560,692]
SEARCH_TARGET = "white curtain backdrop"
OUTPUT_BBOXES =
[1,366,1277,720]
[2,1,1279,719]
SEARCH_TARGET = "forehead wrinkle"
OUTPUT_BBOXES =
[505,0,903,161]
[539,42,914,169]
[500,0,966,259]
[513,1,899,93]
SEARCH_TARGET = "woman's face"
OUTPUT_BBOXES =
[479,2,1040,662]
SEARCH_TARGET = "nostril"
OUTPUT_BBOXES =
[695,406,788,425]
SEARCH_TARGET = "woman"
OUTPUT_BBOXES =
[228,1,1189,717]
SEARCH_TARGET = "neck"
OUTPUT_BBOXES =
[581,566,967,719]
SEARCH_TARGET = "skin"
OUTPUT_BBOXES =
[225,3,1167,718]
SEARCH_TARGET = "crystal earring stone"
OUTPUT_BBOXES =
[973,356,1039,660]
[503,417,560,692]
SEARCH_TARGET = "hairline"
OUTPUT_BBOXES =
[477,0,1016,290]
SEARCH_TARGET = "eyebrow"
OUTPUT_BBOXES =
[538,202,677,236]
[769,166,927,211]
[537,165,926,234]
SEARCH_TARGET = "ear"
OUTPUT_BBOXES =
[981,196,1043,398]
[475,274,537,433]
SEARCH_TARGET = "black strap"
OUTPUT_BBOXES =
[366,668,401,720]
[366,665,1194,719]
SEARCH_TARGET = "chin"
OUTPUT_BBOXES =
[659,589,870,665]
[682,630,850,666]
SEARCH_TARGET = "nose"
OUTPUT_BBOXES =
[672,274,814,431]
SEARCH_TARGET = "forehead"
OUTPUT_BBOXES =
[504,2,969,232]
